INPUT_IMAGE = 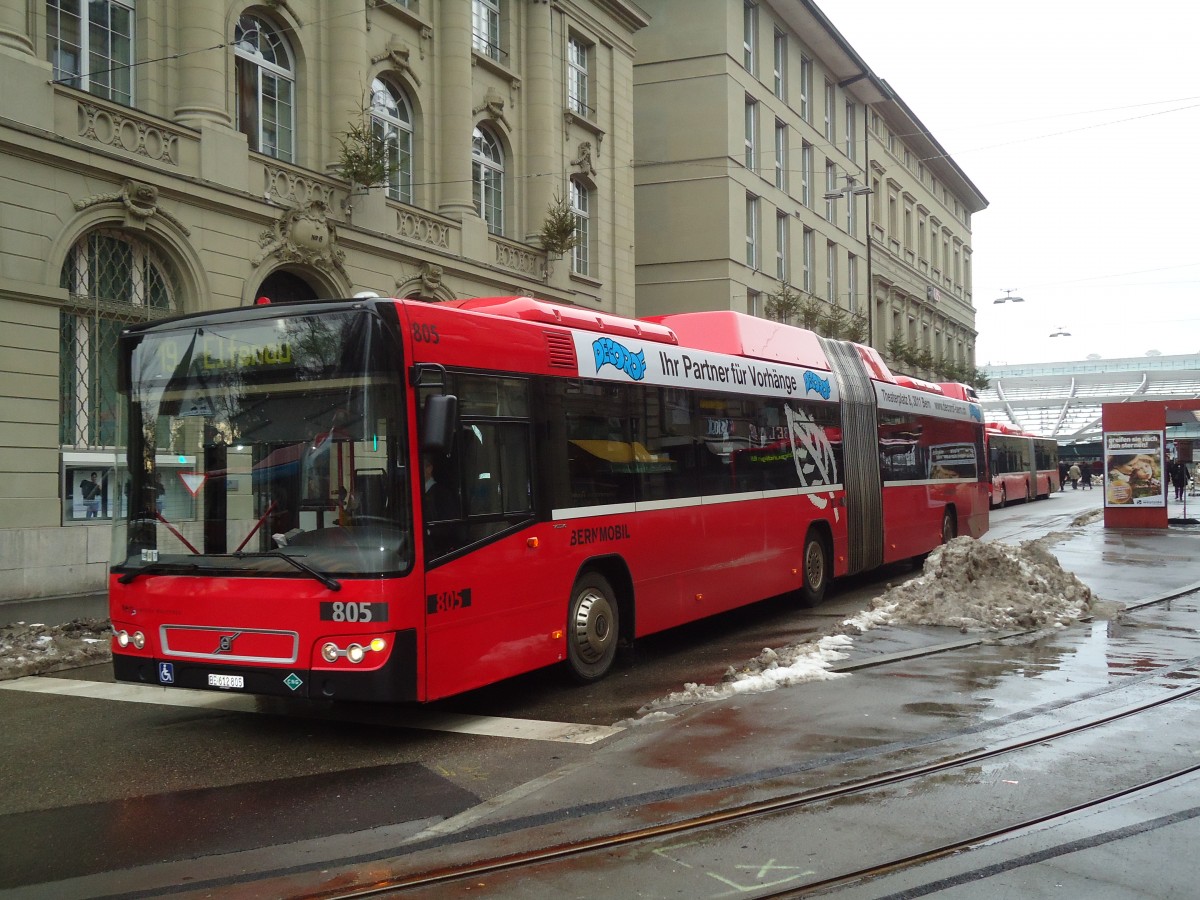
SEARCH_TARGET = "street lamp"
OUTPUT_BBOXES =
[994,289,1025,304]
[823,173,873,344]
[1049,327,1071,338]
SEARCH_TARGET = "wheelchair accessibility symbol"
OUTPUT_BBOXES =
[158,662,174,684]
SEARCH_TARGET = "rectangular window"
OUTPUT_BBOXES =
[774,121,787,190]
[802,227,814,293]
[744,98,758,171]
[799,55,811,122]
[847,253,858,313]
[826,241,837,303]
[47,0,135,105]
[825,160,837,224]
[824,80,835,143]
[472,0,501,61]
[772,29,786,99]
[844,100,856,161]
[747,289,761,317]
[746,194,760,270]
[570,179,590,276]
[567,35,591,117]
[776,212,789,282]
[743,1,757,73]
[846,185,857,235]
[800,142,812,207]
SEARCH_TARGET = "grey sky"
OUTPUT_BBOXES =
[813,0,1200,364]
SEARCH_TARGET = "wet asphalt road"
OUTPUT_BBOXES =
[8,488,1190,898]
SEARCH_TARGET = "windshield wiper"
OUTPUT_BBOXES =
[231,551,342,592]
[117,561,201,585]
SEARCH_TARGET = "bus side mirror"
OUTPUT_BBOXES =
[421,395,458,453]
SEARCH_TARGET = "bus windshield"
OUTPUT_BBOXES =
[112,308,411,579]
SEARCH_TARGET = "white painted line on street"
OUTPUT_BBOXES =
[0,676,623,744]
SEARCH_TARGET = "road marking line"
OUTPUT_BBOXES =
[0,676,623,745]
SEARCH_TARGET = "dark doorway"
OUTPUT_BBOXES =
[257,270,321,304]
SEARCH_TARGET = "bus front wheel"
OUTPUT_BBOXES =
[566,572,619,683]
[800,530,830,606]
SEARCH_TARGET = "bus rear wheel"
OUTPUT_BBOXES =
[800,530,830,606]
[566,572,619,683]
[941,509,957,544]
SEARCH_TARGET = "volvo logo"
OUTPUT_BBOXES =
[214,632,241,654]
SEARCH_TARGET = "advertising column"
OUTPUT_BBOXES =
[1103,431,1166,508]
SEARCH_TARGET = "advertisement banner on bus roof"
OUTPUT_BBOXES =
[570,332,840,404]
[874,382,982,424]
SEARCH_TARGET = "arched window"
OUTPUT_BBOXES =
[472,126,504,235]
[59,229,178,448]
[370,78,414,204]
[570,178,591,276]
[234,14,295,162]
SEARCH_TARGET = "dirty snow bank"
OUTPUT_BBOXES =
[624,537,1093,725]
[0,618,111,681]
[846,536,1093,635]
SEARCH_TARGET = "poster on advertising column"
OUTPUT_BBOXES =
[1103,431,1165,507]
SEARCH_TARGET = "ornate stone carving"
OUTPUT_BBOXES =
[264,164,336,208]
[420,263,443,294]
[73,179,190,234]
[473,88,511,131]
[76,100,181,165]
[571,141,597,178]
[396,209,451,248]
[494,240,547,279]
[254,201,347,276]
[371,42,422,86]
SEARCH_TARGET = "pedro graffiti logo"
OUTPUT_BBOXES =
[593,337,646,381]
[803,370,831,399]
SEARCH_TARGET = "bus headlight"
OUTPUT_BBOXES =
[317,637,388,665]
[115,630,146,649]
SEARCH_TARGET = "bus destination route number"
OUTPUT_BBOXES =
[319,601,388,623]
[427,588,472,614]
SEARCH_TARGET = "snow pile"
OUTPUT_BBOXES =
[624,536,1093,724]
[0,618,111,681]
[846,536,1093,634]
[626,635,853,722]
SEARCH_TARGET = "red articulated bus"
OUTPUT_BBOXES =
[985,422,1061,507]
[108,296,989,702]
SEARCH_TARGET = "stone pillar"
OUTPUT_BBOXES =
[436,0,476,220]
[329,0,367,172]
[174,1,231,126]
[524,0,558,243]
[0,4,34,55]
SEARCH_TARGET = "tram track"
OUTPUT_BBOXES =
[301,675,1200,899]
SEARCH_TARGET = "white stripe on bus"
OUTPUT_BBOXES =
[550,483,846,520]
[0,676,623,745]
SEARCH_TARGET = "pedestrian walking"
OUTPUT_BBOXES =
[1079,460,1092,489]
[1059,461,1069,491]
[1170,458,1189,501]
[1067,462,1081,490]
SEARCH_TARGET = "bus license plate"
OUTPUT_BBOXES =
[208,673,244,690]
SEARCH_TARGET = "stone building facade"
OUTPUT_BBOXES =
[632,0,986,377]
[0,0,984,601]
[0,0,647,600]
